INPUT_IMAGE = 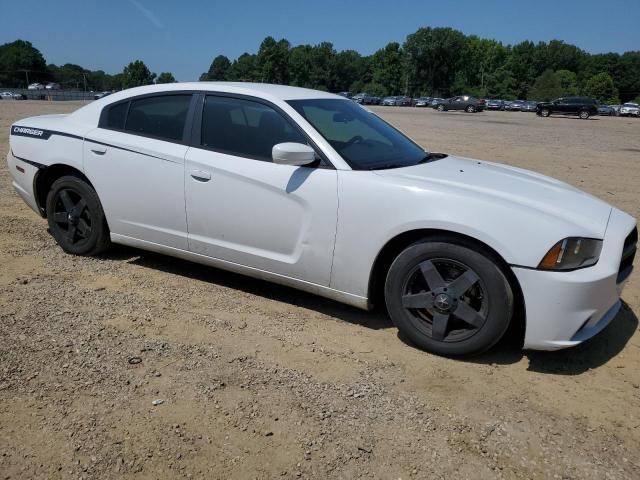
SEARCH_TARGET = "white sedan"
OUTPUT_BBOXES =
[7,83,637,356]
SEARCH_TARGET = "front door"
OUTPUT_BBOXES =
[184,94,338,286]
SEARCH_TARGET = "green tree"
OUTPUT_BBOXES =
[614,51,640,102]
[507,40,538,98]
[228,53,258,81]
[121,60,155,88]
[485,67,517,99]
[554,69,578,96]
[257,37,290,84]
[331,50,369,92]
[583,72,619,104]
[528,69,561,101]
[404,27,468,97]
[48,63,89,89]
[0,39,48,87]
[156,72,176,83]
[200,55,231,81]
[370,42,405,95]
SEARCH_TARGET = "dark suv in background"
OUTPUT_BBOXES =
[536,97,599,119]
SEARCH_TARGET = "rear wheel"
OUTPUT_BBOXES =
[385,241,513,356]
[46,175,110,256]
[540,108,551,117]
[465,105,476,113]
[579,110,590,120]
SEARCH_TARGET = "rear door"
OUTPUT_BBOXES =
[84,93,195,249]
[184,94,338,286]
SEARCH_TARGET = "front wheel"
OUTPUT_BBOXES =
[436,104,445,111]
[385,241,513,356]
[540,108,551,117]
[579,110,590,120]
[46,175,111,256]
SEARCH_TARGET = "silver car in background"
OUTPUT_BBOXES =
[619,103,640,117]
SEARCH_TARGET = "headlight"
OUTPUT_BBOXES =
[538,238,602,270]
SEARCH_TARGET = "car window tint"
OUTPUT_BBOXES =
[124,95,191,142]
[105,102,128,129]
[201,96,306,161]
[288,98,427,170]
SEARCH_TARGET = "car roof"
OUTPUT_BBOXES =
[68,82,344,125]
[116,82,340,101]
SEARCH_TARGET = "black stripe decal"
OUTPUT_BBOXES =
[11,150,46,169]
[84,138,179,164]
[11,125,83,141]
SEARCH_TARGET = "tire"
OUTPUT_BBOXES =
[465,105,476,113]
[540,108,551,117]
[436,104,445,111]
[385,240,513,357]
[46,175,111,256]
[579,110,590,120]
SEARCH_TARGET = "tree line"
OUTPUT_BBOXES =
[2,28,639,103]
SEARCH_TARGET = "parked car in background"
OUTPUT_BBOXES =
[353,93,378,105]
[0,91,26,100]
[434,95,486,113]
[486,99,506,110]
[597,105,617,116]
[27,83,45,90]
[381,96,398,106]
[505,100,525,111]
[395,96,412,107]
[93,91,113,100]
[45,83,61,90]
[536,97,599,119]
[619,103,640,117]
[8,82,636,357]
[431,98,444,106]
[521,101,538,112]
[414,97,433,107]
[337,91,352,99]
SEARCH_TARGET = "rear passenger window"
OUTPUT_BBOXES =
[124,95,191,142]
[201,96,307,161]
[105,102,128,129]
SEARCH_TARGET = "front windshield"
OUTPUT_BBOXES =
[287,98,429,170]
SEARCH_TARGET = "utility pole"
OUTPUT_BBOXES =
[18,69,30,87]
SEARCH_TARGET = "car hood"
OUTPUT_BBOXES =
[373,155,612,238]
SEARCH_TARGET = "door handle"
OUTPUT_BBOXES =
[90,146,107,155]
[190,169,211,182]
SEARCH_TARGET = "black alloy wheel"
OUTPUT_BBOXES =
[46,175,110,256]
[385,241,513,356]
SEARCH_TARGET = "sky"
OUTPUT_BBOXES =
[3,0,639,81]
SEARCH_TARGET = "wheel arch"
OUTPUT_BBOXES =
[33,164,96,217]
[367,228,526,345]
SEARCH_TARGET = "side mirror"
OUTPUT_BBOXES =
[272,143,316,166]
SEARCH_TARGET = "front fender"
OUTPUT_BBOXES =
[330,170,610,298]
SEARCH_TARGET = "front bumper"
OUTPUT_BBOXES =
[514,208,636,350]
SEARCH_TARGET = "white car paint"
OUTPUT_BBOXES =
[6,82,637,351]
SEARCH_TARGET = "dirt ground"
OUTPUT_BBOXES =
[1,100,639,479]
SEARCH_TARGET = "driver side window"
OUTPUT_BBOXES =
[201,96,307,162]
